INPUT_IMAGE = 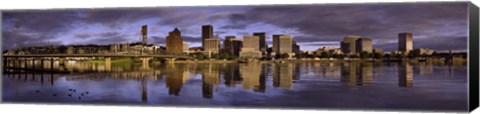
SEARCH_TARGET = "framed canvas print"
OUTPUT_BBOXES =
[1,0,479,113]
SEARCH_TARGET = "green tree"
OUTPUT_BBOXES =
[360,51,373,59]
[320,52,330,58]
[373,53,384,59]
[276,53,290,59]
[219,53,232,60]
[295,53,306,59]
[383,54,391,59]
[349,54,358,58]
[332,53,344,58]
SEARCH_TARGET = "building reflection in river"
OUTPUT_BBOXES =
[239,63,263,92]
[202,63,220,99]
[357,62,373,86]
[340,62,373,88]
[341,62,357,88]
[272,63,293,89]
[3,59,430,102]
[165,64,188,96]
[398,62,414,87]
[223,64,242,87]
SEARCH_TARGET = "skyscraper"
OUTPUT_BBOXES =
[253,32,267,54]
[240,36,262,58]
[223,36,243,57]
[202,25,213,50]
[272,34,293,55]
[141,25,148,44]
[204,38,220,54]
[355,38,373,53]
[340,35,360,54]
[398,32,413,54]
[292,39,300,53]
[166,28,184,53]
[243,36,260,51]
[183,42,189,53]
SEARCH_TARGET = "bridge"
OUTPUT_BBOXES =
[2,53,194,73]
[2,54,192,59]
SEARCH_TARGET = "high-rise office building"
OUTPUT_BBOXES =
[204,38,220,54]
[398,32,413,54]
[292,39,300,53]
[355,38,373,53]
[253,32,267,53]
[223,36,235,54]
[242,36,260,51]
[183,42,189,53]
[166,28,184,53]
[340,35,360,54]
[240,35,262,58]
[202,25,213,50]
[373,48,384,55]
[223,36,243,57]
[141,25,148,44]
[272,34,293,55]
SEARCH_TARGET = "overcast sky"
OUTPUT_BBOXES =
[1,2,468,51]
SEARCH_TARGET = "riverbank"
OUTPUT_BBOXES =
[174,58,466,64]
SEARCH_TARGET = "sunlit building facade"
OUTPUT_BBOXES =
[355,38,373,53]
[398,32,413,54]
[340,35,360,55]
[166,28,184,53]
[240,35,262,58]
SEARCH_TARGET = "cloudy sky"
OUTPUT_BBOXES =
[1,2,468,51]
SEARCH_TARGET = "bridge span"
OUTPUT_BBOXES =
[2,53,194,72]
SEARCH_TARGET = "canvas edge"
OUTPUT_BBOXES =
[468,1,480,112]
[0,10,4,103]
[0,1,475,113]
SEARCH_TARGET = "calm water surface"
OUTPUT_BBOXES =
[2,61,468,111]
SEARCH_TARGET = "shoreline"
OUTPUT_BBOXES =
[173,58,467,64]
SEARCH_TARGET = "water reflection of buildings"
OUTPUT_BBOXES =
[202,64,220,99]
[165,64,189,96]
[357,62,373,86]
[292,63,301,80]
[340,62,373,88]
[259,64,268,92]
[417,63,434,75]
[272,63,293,89]
[239,63,264,92]
[141,76,148,102]
[341,62,357,88]
[311,62,341,78]
[223,64,242,87]
[65,70,162,81]
[398,63,413,87]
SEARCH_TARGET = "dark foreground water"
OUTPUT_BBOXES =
[2,61,468,111]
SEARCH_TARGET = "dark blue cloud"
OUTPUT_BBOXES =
[1,2,469,51]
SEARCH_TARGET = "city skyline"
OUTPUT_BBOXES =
[1,2,468,52]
